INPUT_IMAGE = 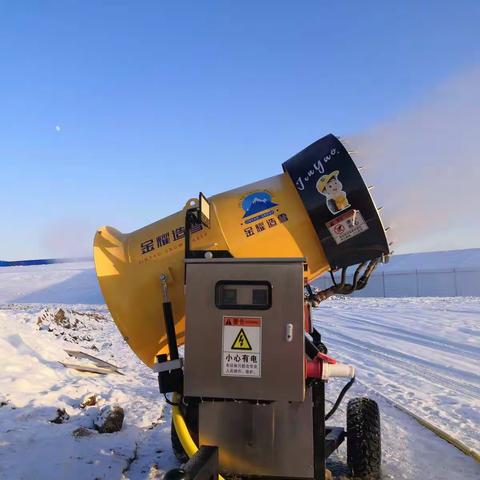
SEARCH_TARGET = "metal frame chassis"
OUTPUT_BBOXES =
[164,385,346,480]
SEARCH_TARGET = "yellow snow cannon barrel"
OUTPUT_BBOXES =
[94,134,389,367]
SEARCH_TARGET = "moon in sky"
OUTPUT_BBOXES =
[55,125,61,132]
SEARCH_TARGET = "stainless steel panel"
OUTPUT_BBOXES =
[199,395,314,478]
[184,259,305,401]
[185,258,306,264]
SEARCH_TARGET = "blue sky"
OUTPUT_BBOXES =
[1,1,479,260]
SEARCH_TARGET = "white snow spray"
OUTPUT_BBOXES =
[344,68,480,253]
[40,218,96,258]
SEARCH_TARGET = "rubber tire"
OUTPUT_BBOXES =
[171,418,189,464]
[347,397,381,480]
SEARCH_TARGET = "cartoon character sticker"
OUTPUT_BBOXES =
[316,170,350,215]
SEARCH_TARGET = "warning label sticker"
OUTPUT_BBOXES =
[231,329,252,350]
[326,209,369,245]
[222,316,261,378]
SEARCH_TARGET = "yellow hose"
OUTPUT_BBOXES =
[171,393,226,480]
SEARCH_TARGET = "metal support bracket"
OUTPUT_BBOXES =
[157,273,184,394]
[312,380,326,480]
[153,358,183,373]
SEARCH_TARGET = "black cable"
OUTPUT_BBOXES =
[305,283,315,302]
[325,377,355,421]
[351,262,367,291]
[164,393,180,406]
[340,267,347,287]
[356,259,380,290]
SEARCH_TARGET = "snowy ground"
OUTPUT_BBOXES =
[315,297,480,479]
[0,262,102,304]
[0,263,478,479]
[0,304,177,480]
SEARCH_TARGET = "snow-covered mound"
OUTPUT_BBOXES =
[0,305,176,480]
[0,262,103,304]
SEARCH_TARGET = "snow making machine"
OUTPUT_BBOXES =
[94,134,389,480]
